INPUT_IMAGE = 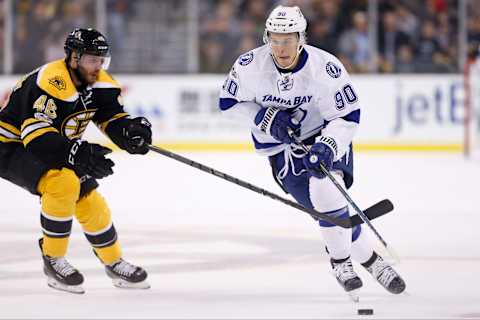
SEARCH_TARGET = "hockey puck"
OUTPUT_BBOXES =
[357,309,374,315]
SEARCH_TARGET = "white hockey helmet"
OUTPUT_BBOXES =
[263,5,307,48]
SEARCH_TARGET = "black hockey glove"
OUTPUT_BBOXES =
[67,139,115,179]
[121,117,152,154]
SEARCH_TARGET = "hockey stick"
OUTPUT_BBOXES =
[288,132,399,261]
[146,144,393,228]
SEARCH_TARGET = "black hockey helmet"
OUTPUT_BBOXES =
[64,27,110,57]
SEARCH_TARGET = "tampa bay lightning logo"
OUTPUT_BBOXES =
[326,61,342,78]
[238,52,254,66]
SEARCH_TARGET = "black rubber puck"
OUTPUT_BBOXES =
[357,309,374,315]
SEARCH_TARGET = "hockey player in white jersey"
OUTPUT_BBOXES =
[219,5,405,297]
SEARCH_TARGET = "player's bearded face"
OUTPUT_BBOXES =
[268,32,300,68]
[76,54,107,85]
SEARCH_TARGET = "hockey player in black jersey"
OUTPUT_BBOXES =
[0,28,152,294]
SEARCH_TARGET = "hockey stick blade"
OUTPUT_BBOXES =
[305,199,394,227]
[349,199,394,226]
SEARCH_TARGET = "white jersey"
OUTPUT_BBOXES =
[219,44,360,160]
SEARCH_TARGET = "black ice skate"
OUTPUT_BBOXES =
[363,252,406,294]
[38,238,84,294]
[331,257,363,302]
[105,259,150,289]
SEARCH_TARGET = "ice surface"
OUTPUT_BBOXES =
[0,151,478,319]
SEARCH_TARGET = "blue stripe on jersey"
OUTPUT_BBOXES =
[342,109,360,123]
[252,134,282,149]
[219,97,239,111]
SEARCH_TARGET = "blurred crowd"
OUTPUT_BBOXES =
[200,0,466,73]
[11,0,95,73]
[1,0,480,74]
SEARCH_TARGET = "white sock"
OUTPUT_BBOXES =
[321,222,351,260]
[351,228,374,264]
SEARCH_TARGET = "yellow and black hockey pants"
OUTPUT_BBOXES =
[37,168,122,265]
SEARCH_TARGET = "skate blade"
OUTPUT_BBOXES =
[347,288,360,303]
[112,278,150,289]
[47,277,85,294]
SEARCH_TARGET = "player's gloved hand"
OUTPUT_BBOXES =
[254,107,300,144]
[303,136,337,179]
[122,117,152,154]
[67,139,115,179]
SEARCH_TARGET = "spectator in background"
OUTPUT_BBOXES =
[62,0,92,31]
[436,11,457,71]
[395,4,419,40]
[0,0,468,75]
[200,0,241,72]
[234,14,260,56]
[395,44,415,73]
[308,0,347,55]
[240,0,272,40]
[199,0,460,73]
[234,34,257,58]
[337,0,368,32]
[202,0,240,41]
[436,11,453,51]
[420,0,448,21]
[44,31,66,61]
[12,0,95,74]
[378,10,411,73]
[199,35,229,73]
[338,11,371,73]
[414,19,448,73]
[238,16,257,40]
[308,19,337,54]
[14,1,50,72]
[467,9,480,61]
[311,0,345,38]
[107,0,131,70]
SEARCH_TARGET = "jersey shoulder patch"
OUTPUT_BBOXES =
[36,59,78,102]
[238,52,254,66]
[93,70,121,89]
[325,61,342,79]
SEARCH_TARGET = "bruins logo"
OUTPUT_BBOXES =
[62,110,96,139]
[49,76,66,91]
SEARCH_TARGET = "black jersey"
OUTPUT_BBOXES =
[0,59,129,167]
